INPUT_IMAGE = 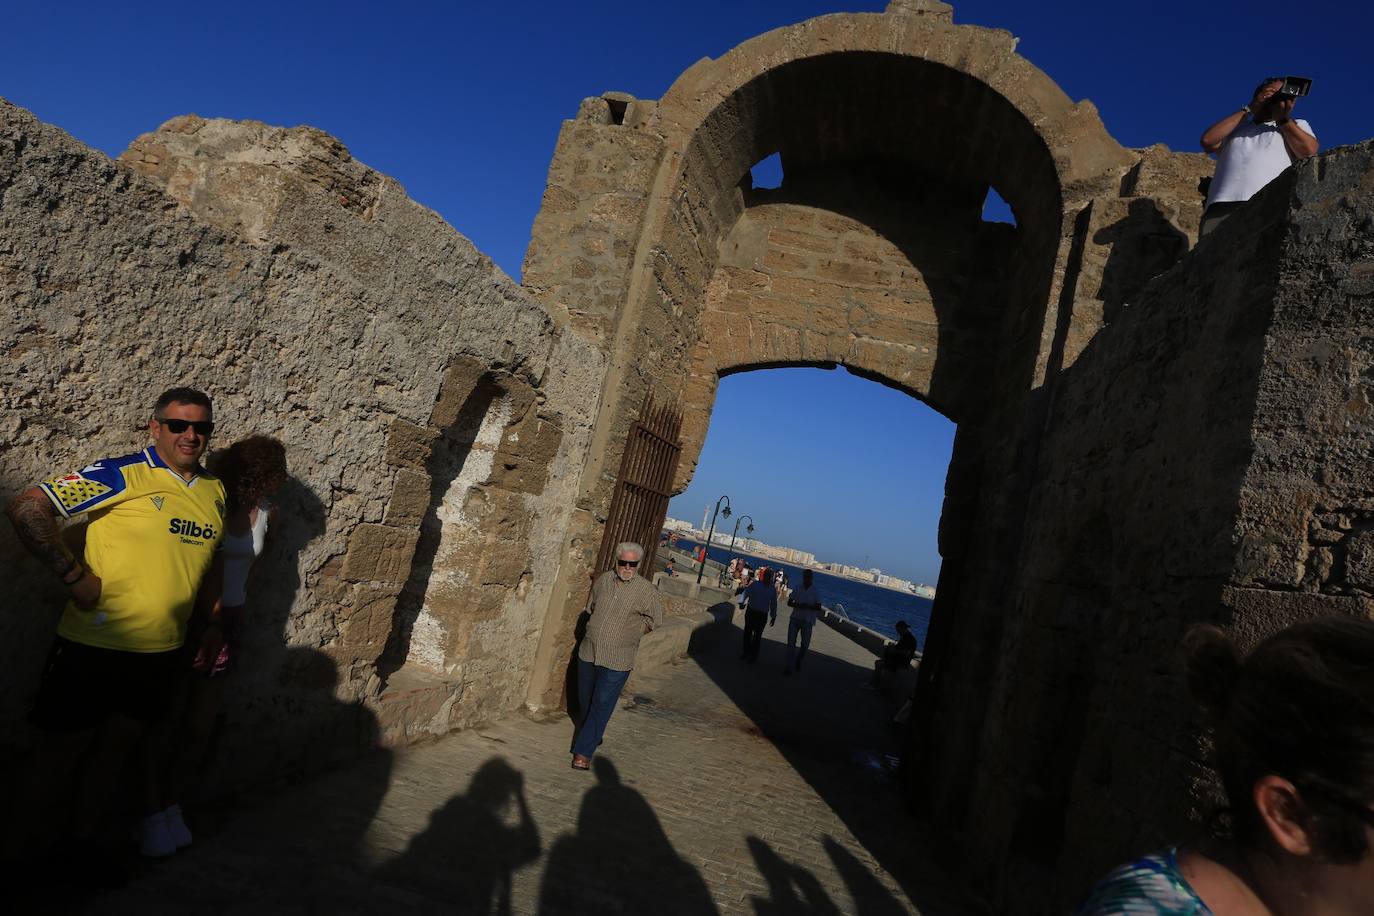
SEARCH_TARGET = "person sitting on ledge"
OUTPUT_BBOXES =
[1076,616,1374,915]
[866,620,917,689]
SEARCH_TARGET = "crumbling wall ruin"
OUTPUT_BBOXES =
[0,102,605,781]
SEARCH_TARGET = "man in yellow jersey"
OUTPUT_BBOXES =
[4,387,226,883]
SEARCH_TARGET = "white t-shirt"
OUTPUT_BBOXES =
[1206,118,1315,208]
[788,584,823,623]
[221,502,269,607]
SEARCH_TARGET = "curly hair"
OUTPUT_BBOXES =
[210,435,287,512]
[1185,617,1374,863]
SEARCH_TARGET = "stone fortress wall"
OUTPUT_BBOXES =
[0,104,605,784]
[1,0,1371,911]
[519,1,1372,909]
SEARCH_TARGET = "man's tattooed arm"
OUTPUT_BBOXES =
[5,488,76,577]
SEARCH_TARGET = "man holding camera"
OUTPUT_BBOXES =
[1199,76,1318,237]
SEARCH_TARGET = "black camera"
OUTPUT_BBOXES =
[1271,75,1312,100]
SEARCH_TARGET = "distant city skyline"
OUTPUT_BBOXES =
[664,515,937,595]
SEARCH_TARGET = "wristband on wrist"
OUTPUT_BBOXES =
[61,563,85,586]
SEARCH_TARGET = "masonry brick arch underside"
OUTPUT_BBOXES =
[667,50,1067,491]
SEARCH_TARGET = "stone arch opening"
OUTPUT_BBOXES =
[616,16,1131,866]
[640,40,1125,489]
[673,361,953,601]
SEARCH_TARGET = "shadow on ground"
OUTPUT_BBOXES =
[662,610,981,915]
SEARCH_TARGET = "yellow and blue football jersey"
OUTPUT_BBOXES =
[39,447,227,652]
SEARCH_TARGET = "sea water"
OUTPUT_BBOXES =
[671,539,933,646]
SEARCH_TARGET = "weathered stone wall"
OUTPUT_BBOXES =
[677,171,1014,485]
[0,102,605,780]
[8,2,1359,911]
[522,1,1150,713]
[922,144,1374,910]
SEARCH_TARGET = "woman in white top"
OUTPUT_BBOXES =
[141,435,287,858]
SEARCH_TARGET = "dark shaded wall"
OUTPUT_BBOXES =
[928,142,1374,910]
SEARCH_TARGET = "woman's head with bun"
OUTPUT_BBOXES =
[1184,617,1374,864]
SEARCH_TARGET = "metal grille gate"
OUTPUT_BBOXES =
[592,395,683,579]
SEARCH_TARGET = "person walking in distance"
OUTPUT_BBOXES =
[570,542,663,770]
[738,568,778,664]
[784,569,822,676]
[2,387,226,884]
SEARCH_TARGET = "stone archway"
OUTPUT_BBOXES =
[525,0,1140,706]
[524,5,1210,903]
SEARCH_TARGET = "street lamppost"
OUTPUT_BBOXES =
[725,516,758,565]
[725,515,755,583]
[696,494,731,584]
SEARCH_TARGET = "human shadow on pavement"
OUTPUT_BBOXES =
[537,756,718,915]
[684,615,979,915]
[824,835,910,916]
[373,756,539,914]
[748,835,842,915]
[80,647,395,914]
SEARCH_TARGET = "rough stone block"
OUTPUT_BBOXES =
[384,419,440,470]
[766,227,836,253]
[383,468,431,527]
[341,524,421,585]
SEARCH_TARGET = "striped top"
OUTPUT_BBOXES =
[578,570,664,672]
[1075,849,1211,915]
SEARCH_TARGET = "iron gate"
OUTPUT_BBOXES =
[592,395,683,579]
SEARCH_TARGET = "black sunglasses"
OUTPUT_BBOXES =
[156,417,215,436]
[617,559,640,567]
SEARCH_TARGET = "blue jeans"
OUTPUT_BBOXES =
[573,658,631,758]
[786,617,814,669]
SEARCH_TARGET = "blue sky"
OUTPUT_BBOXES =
[5,1,1370,583]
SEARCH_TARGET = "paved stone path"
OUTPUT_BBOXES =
[81,608,978,915]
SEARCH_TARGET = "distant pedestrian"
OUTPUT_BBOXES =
[783,570,822,675]
[664,557,676,577]
[866,621,917,688]
[570,542,663,770]
[737,569,777,664]
[735,563,753,595]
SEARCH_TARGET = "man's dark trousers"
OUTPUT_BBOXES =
[741,610,768,662]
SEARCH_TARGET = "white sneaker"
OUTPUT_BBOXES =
[139,812,176,858]
[163,804,193,849]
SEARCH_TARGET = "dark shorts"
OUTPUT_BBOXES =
[29,636,182,732]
